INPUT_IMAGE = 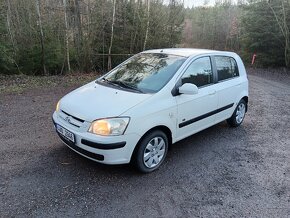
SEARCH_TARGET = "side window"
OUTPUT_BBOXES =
[181,57,213,88]
[215,56,239,81]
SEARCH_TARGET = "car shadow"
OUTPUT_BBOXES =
[47,120,246,176]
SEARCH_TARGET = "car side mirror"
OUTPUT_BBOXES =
[178,83,198,95]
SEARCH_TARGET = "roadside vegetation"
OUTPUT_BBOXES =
[0,0,289,76]
[0,73,97,93]
[184,0,290,68]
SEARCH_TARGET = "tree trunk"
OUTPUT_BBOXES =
[130,0,138,53]
[63,0,71,73]
[285,39,290,68]
[35,0,47,75]
[268,1,290,68]
[132,0,141,53]
[74,0,82,68]
[168,0,176,47]
[282,1,290,67]
[108,0,116,71]
[143,0,150,51]
[6,0,21,74]
[74,0,82,41]
[102,0,105,71]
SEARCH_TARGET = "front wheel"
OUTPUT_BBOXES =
[133,130,168,173]
[227,99,247,127]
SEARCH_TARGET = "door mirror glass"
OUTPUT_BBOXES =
[178,83,198,95]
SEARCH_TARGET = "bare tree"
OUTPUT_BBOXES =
[35,0,47,74]
[130,0,140,53]
[143,0,150,50]
[108,0,116,71]
[268,1,290,67]
[74,0,83,57]
[6,0,21,73]
[0,0,188,74]
[63,0,71,73]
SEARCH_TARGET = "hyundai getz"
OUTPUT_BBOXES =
[52,48,248,173]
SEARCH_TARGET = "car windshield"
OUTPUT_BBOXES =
[100,53,186,93]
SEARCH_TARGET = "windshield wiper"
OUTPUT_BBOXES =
[100,78,143,93]
[113,81,144,93]
[101,77,112,84]
[100,78,122,88]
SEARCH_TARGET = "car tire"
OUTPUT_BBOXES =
[133,130,168,173]
[227,99,247,127]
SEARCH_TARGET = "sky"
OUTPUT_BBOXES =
[163,0,216,8]
[183,0,215,8]
[182,0,240,8]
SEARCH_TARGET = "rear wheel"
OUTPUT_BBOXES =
[227,99,247,127]
[133,130,168,173]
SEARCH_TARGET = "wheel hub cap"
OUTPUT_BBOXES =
[143,137,165,168]
[236,103,246,124]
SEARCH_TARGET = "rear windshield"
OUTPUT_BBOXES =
[100,53,186,93]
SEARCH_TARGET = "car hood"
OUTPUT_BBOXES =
[60,81,152,122]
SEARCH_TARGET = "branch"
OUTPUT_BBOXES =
[267,2,286,38]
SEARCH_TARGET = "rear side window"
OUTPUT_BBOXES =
[181,57,213,88]
[215,56,239,81]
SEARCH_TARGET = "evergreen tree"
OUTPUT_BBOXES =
[240,0,289,67]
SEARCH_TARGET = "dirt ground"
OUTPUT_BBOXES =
[0,73,290,217]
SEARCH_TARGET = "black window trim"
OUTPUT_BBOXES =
[210,55,218,84]
[213,55,240,83]
[171,54,241,97]
[171,55,216,96]
[180,55,214,88]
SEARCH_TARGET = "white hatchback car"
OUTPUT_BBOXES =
[52,48,248,173]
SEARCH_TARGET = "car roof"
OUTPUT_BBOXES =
[142,48,235,57]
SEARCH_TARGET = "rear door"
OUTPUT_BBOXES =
[213,56,242,123]
[175,56,218,141]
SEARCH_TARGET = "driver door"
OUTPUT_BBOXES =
[175,56,218,141]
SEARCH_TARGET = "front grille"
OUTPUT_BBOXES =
[61,110,85,123]
[61,110,85,128]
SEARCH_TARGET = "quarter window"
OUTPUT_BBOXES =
[181,57,213,87]
[215,56,239,81]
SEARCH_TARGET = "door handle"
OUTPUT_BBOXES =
[209,90,216,95]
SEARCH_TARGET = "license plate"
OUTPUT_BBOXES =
[56,124,75,143]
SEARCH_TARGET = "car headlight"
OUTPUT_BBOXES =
[88,117,130,136]
[56,100,60,112]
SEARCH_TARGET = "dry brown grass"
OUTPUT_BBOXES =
[0,73,101,94]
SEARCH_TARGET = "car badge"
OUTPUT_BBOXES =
[65,116,72,124]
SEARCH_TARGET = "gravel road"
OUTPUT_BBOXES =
[0,74,289,217]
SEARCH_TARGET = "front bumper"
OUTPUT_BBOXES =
[52,112,140,165]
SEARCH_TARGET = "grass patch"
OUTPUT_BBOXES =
[0,73,101,94]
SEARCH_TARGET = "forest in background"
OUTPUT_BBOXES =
[0,0,289,75]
